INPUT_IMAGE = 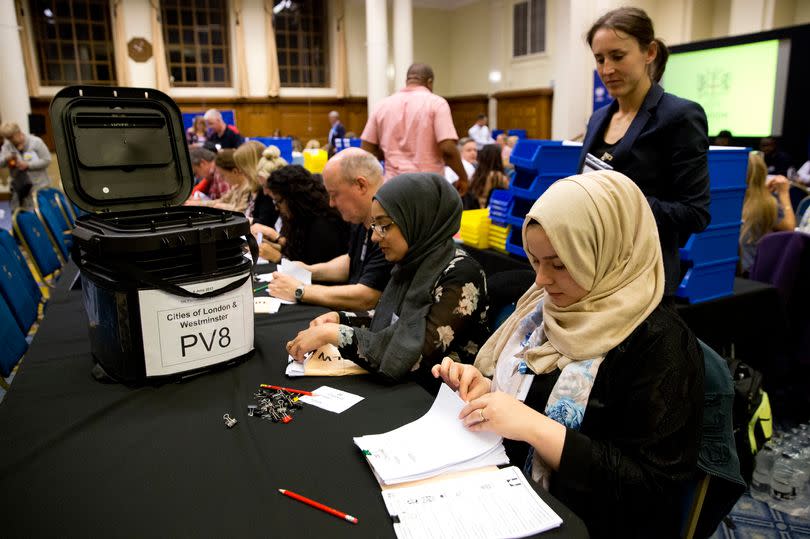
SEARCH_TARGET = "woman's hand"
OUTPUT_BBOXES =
[286,323,339,361]
[310,312,340,327]
[259,242,282,263]
[431,357,491,401]
[460,391,545,441]
[766,175,790,196]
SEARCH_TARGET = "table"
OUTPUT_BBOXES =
[676,278,788,376]
[0,263,588,538]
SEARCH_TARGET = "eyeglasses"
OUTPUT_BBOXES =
[369,220,395,238]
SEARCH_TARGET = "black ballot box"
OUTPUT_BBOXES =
[50,86,257,384]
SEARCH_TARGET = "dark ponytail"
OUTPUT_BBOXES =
[586,7,669,82]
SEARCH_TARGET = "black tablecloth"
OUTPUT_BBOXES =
[0,263,587,538]
[676,278,788,376]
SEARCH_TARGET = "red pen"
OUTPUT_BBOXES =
[259,384,313,396]
[278,489,359,524]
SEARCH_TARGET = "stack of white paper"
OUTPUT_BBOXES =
[381,466,562,539]
[354,384,509,485]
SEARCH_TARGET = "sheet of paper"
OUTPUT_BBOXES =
[299,385,364,413]
[284,345,368,377]
[354,384,508,485]
[279,258,312,285]
[381,466,562,539]
[255,273,274,283]
[254,297,281,314]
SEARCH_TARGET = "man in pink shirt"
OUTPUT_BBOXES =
[361,63,468,194]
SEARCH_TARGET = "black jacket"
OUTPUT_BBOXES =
[578,84,711,295]
[515,305,705,538]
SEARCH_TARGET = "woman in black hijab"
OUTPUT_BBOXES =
[287,173,490,383]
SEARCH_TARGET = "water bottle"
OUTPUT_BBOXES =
[770,445,810,515]
[751,442,777,501]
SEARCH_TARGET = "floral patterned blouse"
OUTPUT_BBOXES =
[336,249,489,380]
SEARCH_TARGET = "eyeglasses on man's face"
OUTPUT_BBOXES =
[369,220,395,238]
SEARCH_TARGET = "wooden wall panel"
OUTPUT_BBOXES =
[30,96,369,150]
[446,94,489,141]
[492,88,553,140]
[31,89,552,153]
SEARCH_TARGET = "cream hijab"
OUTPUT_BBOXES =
[475,170,665,376]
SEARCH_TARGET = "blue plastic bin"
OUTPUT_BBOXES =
[679,222,741,264]
[511,172,563,200]
[506,227,527,258]
[488,189,512,221]
[505,196,535,228]
[707,149,749,189]
[508,129,528,138]
[509,140,580,173]
[676,256,738,303]
[708,187,746,225]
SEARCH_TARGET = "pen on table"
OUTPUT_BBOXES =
[253,283,269,293]
[260,384,313,396]
[278,489,359,524]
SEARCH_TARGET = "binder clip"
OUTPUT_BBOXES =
[223,413,238,428]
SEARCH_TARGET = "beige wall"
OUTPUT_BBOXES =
[797,0,810,23]
[413,8,453,96]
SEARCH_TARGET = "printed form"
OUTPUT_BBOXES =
[381,466,562,539]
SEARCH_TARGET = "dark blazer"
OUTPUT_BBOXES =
[578,83,711,295]
[327,121,347,155]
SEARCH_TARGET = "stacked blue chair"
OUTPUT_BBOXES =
[0,249,40,336]
[503,140,581,258]
[0,230,42,311]
[12,209,63,283]
[35,189,72,261]
[50,188,76,226]
[676,148,750,303]
[248,137,294,164]
[0,295,28,388]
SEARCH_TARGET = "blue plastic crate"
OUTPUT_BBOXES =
[680,222,741,264]
[505,196,535,228]
[508,129,528,138]
[708,187,746,225]
[509,140,580,174]
[708,148,749,189]
[511,172,563,200]
[676,256,738,303]
[506,226,527,258]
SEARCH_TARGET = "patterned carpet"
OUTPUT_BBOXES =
[711,492,810,538]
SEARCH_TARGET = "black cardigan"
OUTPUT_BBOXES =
[511,304,705,538]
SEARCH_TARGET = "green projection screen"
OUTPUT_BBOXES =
[663,39,786,138]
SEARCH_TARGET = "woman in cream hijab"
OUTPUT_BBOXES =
[433,170,704,537]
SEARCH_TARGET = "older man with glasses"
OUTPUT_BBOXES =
[268,148,393,310]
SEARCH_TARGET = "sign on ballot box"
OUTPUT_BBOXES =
[138,275,254,376]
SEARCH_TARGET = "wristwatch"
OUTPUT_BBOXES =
[294,285,305,302]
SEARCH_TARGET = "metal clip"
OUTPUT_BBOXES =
[223,413,238,428]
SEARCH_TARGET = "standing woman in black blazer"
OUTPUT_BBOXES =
[579,7,711,296]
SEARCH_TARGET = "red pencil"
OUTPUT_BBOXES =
[259,384,313,396]
[278,489,359,524]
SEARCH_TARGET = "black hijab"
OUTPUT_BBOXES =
[355,173,462,380]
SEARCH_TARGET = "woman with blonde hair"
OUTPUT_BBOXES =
[740,151,795,274]
[187,141,265,215]
[251,145,289,261]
